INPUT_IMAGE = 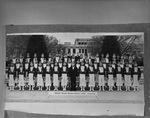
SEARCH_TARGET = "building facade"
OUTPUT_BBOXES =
[65,38,91,56]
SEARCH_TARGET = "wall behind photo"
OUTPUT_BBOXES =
[0,0,150,118]
[1,0,150,25]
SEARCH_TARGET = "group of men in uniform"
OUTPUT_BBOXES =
[6,53,142,92]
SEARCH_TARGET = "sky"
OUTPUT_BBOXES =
[46,33,103,44]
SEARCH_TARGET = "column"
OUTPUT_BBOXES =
[76,48,79,55]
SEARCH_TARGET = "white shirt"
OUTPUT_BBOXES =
[38,67,42,72]
[56,57,59,62]
[30,67,33,71]
[16,63,20,69]
[94,64,97,69]
[54,66,58,71]
[43,63,46,68]
[41,58,44,63]
[90,67,93,71]
[12,59,16,64]
[64,58,68,62]
[126,67,129,72]
[106,58,109,63]
[81,66,85,72]
[109,67,112,72]
[76,64,80,68]
[134,67,138,72]
[68,63,71,68]
[10,67,14,72]
[112,64,116,69]
[96,57,99,63]
[34,63,38,68]
[25,63,29,69]
[99,67,104,72]
[46,66,50,72]
[59,63,62,68]
[117,67,121,72]
[103,64,106,69]
[63,66,66,71]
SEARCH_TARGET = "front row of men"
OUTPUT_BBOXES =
[7,61,141,92]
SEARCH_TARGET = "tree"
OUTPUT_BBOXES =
[44,35,58,56]
[87,35,104,56]
[55,44,67,55]
[101,36,121,61]
[118,35,143,66]
[45,35,67,56]
[26,35,48,60]
[118,35,142,55]
[6,35,30,59]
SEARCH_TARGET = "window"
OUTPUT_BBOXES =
[78,42,81,45]
[73,49,75,53]
[82,49,84,53]
[82,42,84,45]
[85,49,87,54]
[79,49,81,53]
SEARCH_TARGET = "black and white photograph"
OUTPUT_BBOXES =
[5,32,144,116]
[1,0,150,118]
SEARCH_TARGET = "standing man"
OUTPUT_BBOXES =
[88,63,95,91]
[8,63,16,91]
[79,61,86,91]
[53,62,59,91]
[107,63,115,91]
[37,63,44,91]
[124,62,132,91]
[98,62,106,91]
[132,62,141,91]
[61,62,68,91]
[68,62,78,91]
[18,64,25,91]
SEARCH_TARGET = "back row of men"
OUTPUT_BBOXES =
[6,53,141,92]
[8,53,137,65]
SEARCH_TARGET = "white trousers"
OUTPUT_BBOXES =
[61,74,68,86]
[116,74,123,86]
[89,74,95,87]
[9,75,15,86]
[37,74,44,86]
[80,74,86,87]
[28,73,34,85]
[98,75,105,86]
[125,75,131,86]
[133,75,139,86]
[45,74,51,87]
[53,74,59,86]
[108,75,114,86]
[18,75,24,86]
